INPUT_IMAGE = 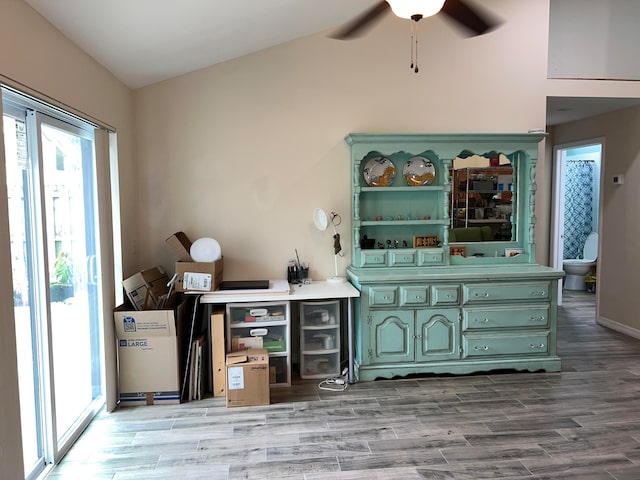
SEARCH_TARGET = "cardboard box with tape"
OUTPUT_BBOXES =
[225,349,270,407]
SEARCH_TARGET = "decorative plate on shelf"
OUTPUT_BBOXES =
[363,156,395,187]
[403,156,436,186]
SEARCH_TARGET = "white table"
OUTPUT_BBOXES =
[199,280,361,383]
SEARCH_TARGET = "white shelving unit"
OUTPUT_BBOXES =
[226,301,291,387]
[299,300,341,379]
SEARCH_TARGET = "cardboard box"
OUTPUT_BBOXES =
[175,257,223,292]
[231,336,263,351]
[114,306,180,405]
[211,308,226,398]
[166,231,193,262]
[122,267,169,310]
[225,349,270,407]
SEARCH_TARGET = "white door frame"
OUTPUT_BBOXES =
[551,137,604,306]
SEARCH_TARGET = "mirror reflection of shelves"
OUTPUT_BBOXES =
[450,165,513,241]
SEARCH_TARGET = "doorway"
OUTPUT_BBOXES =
[551,139,603,305]
[3,91,105,479]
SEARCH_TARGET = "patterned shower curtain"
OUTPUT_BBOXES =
[563,160,594,259]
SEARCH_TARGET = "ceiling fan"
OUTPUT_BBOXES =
[331,0,501,72]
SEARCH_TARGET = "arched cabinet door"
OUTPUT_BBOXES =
[370,311,414,364]
[416,309,461,362]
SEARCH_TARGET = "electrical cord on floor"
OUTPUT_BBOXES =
[318,368,349,392]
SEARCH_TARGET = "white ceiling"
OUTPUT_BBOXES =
[24,0,379,89]
[23,0,640,126]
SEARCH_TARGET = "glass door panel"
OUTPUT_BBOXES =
[4,111,43,477]
[38,119,103,446]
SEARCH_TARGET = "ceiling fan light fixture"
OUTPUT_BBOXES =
[387,0,446,20]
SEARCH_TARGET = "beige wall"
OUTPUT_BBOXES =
[0,0,133,476]
[3,0,640,476]
[133,0,551,281]
[552,106,640,335]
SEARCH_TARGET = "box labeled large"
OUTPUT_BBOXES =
[175,257,223,292]
[114,306,180,405]
[225,349,270,407]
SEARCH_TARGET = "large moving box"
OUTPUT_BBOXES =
[225,349,270,407]
[114,306,180,405]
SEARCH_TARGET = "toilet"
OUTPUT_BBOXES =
[563,232,598,291]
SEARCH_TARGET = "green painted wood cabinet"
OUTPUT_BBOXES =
[345,133,563,381]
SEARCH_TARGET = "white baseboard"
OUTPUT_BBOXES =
[597,316,640,340]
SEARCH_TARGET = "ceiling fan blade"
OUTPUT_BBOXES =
[440,0,501,37]
[329,1,390,40]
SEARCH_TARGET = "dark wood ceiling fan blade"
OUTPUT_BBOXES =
[440,0,501,37]
[329,1,390,40]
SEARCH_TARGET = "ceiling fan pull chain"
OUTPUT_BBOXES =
[414,24,419,73]
[409,21,415,70]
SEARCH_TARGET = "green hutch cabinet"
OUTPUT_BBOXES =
[345,133,563,381]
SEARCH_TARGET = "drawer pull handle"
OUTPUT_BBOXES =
[415,295,423,300]
[383,296,389,300]
[474,318,490,323]
[474,292,490,298]
[531,316,545,321]
[530,342,545,349]
[474,345,489,351]
[530,291,546,296]
[446,294,453,298]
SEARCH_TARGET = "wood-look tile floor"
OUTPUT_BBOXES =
[48,291,640,479]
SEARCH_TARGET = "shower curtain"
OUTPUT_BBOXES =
[563,160,594,259]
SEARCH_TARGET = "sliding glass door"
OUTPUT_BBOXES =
[4,94,105,479]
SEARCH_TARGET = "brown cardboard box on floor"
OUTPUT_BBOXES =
[225,349,270,407]
[113,304,182,405]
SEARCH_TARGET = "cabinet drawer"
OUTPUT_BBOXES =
[390,250,417,267]
[368,286,398,306]
[301,326,339,351]
[463,282,550,303]
[431,285,460,305]
[227,302,289,324]
[300,300,340,327]
[400,286,429,306]
[463,306,550,330]
[229,324,288,353]
[463,333,550,358]
[361,250,387,267]
[418,249,445,266]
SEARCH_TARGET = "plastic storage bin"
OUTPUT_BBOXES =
[226,301,291,387]
[299,300,340,379]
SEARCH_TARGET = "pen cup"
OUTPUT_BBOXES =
[298,266,310,284]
